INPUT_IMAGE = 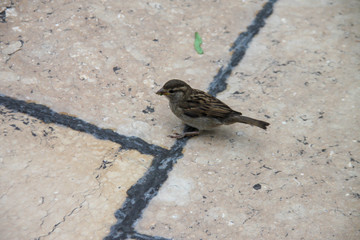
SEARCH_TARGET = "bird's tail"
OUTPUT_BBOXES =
[224,113,270,130]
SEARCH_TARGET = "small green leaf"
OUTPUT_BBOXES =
[194,32,204,54]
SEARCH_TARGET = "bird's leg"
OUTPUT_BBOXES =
[168,131,200,139]
[168,126,200,139]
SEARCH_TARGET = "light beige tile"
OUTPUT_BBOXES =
[0,108,152,239]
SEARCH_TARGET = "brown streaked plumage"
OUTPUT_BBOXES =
[156,79,269,138]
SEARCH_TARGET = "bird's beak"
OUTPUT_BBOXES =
[156,88,169,96]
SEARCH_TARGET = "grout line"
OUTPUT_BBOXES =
[0,95,167,156]
[106,0,278,239]
[130,232,172,240]
[208,0,278,97]
[105,137,188,240]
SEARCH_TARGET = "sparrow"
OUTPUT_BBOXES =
[156,79,270,138]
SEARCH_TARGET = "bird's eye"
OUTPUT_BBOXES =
[169,90,175,93]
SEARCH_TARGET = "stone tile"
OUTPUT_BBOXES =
[136,0,360,239]
[0,108,152,239]
[0,0,265,148]
[1,0,359,239]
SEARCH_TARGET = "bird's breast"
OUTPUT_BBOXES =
[168,102,221,130]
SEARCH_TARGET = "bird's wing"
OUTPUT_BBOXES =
[179,89,241,119]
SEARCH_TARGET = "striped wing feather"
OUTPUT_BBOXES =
[179,89,241,119]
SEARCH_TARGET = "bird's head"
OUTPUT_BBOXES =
[156,79,191,102]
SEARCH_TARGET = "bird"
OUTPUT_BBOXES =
[156,79,270,138]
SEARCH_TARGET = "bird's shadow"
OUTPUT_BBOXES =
[181,125,237,140]
[182,124,266,147]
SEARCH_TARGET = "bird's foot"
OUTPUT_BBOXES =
[168,131,200,139]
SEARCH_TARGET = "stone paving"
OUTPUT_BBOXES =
[1,0,359,239]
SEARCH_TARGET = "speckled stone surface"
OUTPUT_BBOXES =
[0,107,153,239]
[1,0,359,239]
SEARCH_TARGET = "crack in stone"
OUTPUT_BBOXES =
[36,199,87,240]
[35,151,111,239]
[242,206,260,225]
[0,183,14,200]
